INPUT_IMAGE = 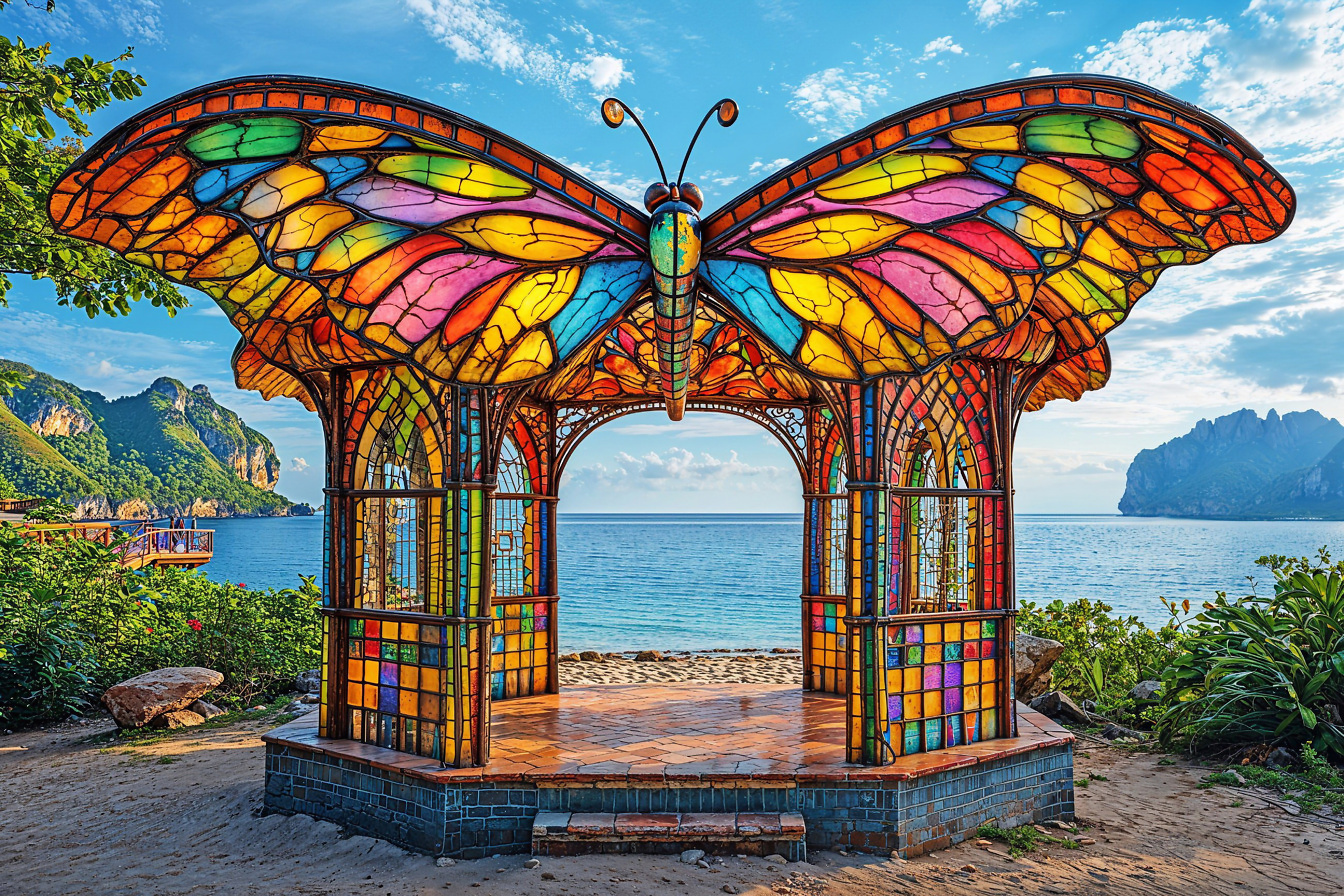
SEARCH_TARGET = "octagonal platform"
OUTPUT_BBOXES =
[263,684,1074,859]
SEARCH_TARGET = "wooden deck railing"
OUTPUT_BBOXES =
[16,522,214,568]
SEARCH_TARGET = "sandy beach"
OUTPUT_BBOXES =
[2,655,1341,895]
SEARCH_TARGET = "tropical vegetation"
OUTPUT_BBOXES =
[0,502,321,727]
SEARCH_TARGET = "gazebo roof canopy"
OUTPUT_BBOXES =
[48,75,1293,412]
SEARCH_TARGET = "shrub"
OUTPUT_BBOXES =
[1018,596,1185,714]
[1158,550,1344,760]
[0,517,321,726]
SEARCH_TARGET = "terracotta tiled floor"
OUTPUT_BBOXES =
[266,683,1072,785]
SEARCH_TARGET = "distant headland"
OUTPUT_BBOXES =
[0,359,312,519]
[1120,408,1344,520]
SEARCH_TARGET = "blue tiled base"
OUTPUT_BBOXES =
[263,740,1073,858]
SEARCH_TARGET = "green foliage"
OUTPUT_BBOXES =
[0,363,26,398]
[1158,549,1344,760]
[0,1,186,316]
[0,516,321,727]
[1018,596,1186,714]
[974,823,1080,857]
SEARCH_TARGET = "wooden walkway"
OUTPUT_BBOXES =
[16,521,214,569]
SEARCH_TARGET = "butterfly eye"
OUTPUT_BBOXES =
[680,182,704,211]
[644,182,672,211]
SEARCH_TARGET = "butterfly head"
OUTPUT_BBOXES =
[643,182,703,213]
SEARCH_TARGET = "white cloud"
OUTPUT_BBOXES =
[572,53,628,92]
[917,35,965,62]
[748,158,793,175]
[970,0,1034,27]
[1083,17,1229,91]
[561,447,790,492]
[13,0,164,43]
[1083,2,1344,160]
[404,0,631,103]
[788,67,890,138]
[289,457,310,473]
[1027,66,1053,76]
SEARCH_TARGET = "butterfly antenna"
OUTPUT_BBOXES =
[676,98,739,183]
[601,98,668,184]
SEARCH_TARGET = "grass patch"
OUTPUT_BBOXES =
[1199,744,1344,815]
[975,824,1081,858]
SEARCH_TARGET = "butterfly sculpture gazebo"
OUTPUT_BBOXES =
[50,74,1293,857]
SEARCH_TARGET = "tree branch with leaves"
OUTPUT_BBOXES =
[0,0,186,317]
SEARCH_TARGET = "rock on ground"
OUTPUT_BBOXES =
[294,669,320,694]
[1013,633,1065,700]
[1028,690,1090,725]
[102,667,224,729]
[189,699,225,719]
[1130,680,1163,701]
[149,710,205,729]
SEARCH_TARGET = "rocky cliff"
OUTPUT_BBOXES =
[1119,408,1344,519]
[0,360,309,519]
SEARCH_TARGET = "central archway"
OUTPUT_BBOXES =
[486,398,852,705]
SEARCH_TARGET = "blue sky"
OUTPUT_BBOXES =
[1,0,1340,512]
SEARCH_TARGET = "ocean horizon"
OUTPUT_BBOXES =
[197,512,1344,652]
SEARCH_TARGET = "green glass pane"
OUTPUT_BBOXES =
[185,117,304,162]
[1022,114,1140,160]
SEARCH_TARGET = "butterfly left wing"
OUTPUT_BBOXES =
[698,75,1294,384]
[47,77,652,400]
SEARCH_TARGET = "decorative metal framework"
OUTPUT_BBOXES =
[48,73,1293,767]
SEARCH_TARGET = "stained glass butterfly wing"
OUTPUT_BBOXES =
[698,76,1294,385]
[48,77,653,399]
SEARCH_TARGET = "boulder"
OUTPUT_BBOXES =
[150,709,205,729]
[557,653,581,663]
[635,650,663,662]
[295,669,321,694]
[188,699,225,719]
[1129,680,1163,702]
[1013,633,1065,700]
[578,651,602,662]
[102,667,224,729]
[1028,690,1091,725]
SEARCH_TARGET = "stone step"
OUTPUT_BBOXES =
[532,811,806,860]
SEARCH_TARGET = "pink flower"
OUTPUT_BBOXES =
[188,619,203,632]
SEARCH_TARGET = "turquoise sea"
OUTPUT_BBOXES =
[199,513,1344,652]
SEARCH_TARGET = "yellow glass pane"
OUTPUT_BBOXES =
[443,215,603,260]
[817,153,965,200]
[749,213,907,260]
[904,693,922,721]
[964,686,980,710]
[903,667,921,692]
[981,683,997,707]
[923,690,942,717]
[421,668,440,692]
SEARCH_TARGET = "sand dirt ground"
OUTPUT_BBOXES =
[3,655,1342,895]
